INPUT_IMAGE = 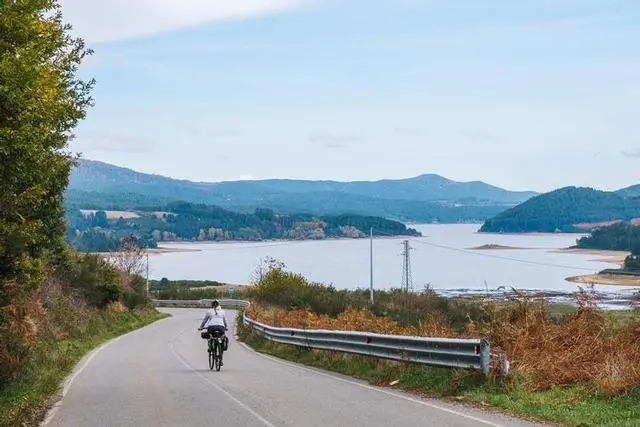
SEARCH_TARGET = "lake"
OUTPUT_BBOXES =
[149,224,638,306]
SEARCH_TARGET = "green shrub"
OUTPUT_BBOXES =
[58,253,124,308]
[122,276,150,309]
[246,261,486,332]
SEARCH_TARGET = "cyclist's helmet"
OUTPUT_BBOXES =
[211,299,220,307]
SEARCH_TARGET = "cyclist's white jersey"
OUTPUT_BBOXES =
[202,308,227,328]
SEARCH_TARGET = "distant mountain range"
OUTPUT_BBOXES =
[616,184,640,199]
[66,159,538,223]
[480,186,640,233]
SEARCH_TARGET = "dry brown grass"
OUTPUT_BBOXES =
[245,305,458,337]
[106,301,128,313]
[246,292,640,394]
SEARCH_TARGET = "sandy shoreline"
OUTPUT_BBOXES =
[552,248,629,265]
[149,234,415,252]
[565,274,640,287]
[91,246,202,257]
[555,248,639,286]
[147,246,201,255]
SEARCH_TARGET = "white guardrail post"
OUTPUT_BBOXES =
[152,299,492,374]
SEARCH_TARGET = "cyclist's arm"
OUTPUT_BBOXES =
[199,311,210,329]
[223,313,228,329]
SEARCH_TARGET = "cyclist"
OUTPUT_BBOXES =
[198,300,229,357]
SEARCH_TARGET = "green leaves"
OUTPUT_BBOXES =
[0,0,94,304]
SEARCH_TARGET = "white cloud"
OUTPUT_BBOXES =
[59,0,308,44]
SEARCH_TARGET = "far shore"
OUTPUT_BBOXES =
[147,247,202,255]
[92,246,202,257]
[566,273,640,287]
[556,248,638,286]
[553,248,630,265]
[475,230,588,237]
[93,233,420,256]
[153,233,419,248]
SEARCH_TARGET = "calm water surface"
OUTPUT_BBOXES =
[149,224,637,301]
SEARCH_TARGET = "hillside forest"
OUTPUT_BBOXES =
[65,202,421,252]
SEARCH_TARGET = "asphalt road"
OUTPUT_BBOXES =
[45,308,545,427]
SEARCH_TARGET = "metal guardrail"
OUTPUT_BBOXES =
[152,299,491,374]
[243,315,491,374]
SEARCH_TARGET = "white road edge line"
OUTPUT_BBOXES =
[169,331,277,427]
[41,316,172,426]
[236,340,512,427]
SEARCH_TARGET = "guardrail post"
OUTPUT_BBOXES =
[480,339,491,375]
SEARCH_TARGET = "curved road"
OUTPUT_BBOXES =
[45,308,544,427]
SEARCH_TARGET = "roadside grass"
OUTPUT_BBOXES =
[237,314,640,427]
[0,308,168,427]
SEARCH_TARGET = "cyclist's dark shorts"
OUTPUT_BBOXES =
[207,325,226,337]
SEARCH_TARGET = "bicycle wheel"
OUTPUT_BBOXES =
[208,340,215,370]
[214,340,222,372]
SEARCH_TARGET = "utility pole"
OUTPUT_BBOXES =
[146,253,150,297]
[400,240,413,292]
[369,227,374,304]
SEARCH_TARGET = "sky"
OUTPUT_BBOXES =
[59,0,640,192]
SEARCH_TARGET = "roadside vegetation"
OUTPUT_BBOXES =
[0,2,165,426]
[0,247,166,427]
[238,260,640,426]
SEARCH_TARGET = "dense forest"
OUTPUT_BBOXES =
[479,187,640,233]
[64,187,511,224]
[65,202,422,252]
[575,222,640,253]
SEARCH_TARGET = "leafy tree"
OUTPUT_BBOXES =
[60,253,124,308]
[0,0,94,305]
[72,230,120,252]
[624,254,640,271]
[91,210,109,227]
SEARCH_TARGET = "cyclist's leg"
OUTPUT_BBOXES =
[206,326,219,352]
[209,326,226,366]
[207,326,220,343]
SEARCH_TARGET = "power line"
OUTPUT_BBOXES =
[407,238,595,272]
[369,229,596,272]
